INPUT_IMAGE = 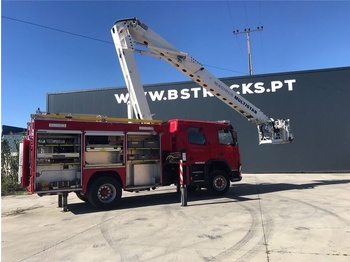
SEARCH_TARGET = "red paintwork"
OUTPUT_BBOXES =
[165,119,241,169]
[21,116,241,194]
[20,139,30,187]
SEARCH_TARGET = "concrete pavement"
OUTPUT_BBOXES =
[2,173,350,261]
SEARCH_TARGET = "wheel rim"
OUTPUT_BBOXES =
[213,175,227,191]
[97,183,117,203]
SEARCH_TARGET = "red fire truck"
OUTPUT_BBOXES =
[19,115,241,209]
[19,18,292,210]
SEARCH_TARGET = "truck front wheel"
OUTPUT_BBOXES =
[208,170,230,196]
[87,177,122,210]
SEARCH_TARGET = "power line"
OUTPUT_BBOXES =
[203,64,246,75]
[259,29,266,73]
[258,0,265,73]
[2,15,243,75]
[1,16,113,45]
[259,0,263,25]
[226,0,235,29]
[244,1,249,27]
[225,1,247,75]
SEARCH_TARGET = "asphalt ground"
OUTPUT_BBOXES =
[1,173,350,262]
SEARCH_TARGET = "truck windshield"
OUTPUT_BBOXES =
[218,128,237,146]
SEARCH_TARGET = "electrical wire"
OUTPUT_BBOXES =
[259,0,262,26]
[225,1,246,75]
[2,15,245,75]
[244,1,249,27]
[258,0,266,73]
[203,64,246,75]
[259,30,266,73]
[226,0,235,29]
[2,15,113,45]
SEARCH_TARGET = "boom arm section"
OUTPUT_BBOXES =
[111,18,293,144]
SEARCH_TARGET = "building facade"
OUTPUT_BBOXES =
[47,67,350,173]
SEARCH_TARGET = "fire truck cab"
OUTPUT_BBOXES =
[161,119,241,193]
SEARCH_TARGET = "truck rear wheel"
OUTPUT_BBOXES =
[208,170,230,196]
[87,177,122,210]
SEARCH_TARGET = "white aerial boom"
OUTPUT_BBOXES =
[111,18,293,144]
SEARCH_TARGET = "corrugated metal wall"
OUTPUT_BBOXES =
[47,67,350,172]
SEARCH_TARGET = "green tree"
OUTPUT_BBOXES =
[1,138,23,195]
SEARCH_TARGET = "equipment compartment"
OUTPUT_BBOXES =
[126,134,160,163]
[126,133,161,187]
[35,132,82,191]
[84,132,124,166]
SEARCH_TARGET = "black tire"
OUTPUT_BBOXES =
[187,186,198,192]
[207,170,230,196]
[75,191,88,203]
[87,177,122,210]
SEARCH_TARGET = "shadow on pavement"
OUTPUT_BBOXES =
[68,178,350,215]
[232,178,350,197]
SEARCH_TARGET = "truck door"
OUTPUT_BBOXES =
[215,127,239,168]
[185,127,209,164]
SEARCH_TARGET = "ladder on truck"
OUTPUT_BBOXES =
[111,18,293,145]
[31,113,163,124]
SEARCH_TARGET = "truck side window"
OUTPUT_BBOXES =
[188,127,206,145]
[218,129,235,145]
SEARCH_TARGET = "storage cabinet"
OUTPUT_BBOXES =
[126,135,160,163]
[35,132,81,191]
[126,134,161,187]
[84,132,124,166]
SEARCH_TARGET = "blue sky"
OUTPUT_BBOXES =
[2,1,350,128]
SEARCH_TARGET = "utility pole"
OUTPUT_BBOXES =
[233,26,263,75]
